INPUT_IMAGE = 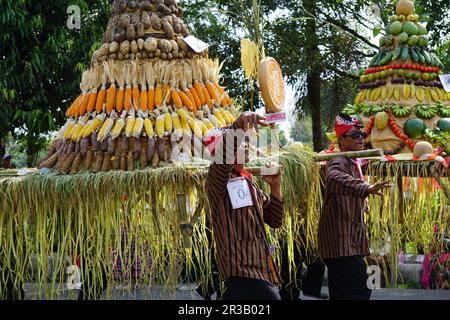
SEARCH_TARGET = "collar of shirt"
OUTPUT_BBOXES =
[351,158,364,180]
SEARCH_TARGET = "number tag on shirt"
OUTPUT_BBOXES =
[227,177,254,209]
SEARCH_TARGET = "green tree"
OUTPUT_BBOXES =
[0,0,110,166]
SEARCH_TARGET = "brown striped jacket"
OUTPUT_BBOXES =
[205,125,285,284]
[318,156,370,260]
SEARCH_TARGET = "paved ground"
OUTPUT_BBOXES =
[23,283,450,300]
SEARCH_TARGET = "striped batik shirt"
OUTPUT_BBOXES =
[205,124,285,285]
[318,156,371,260]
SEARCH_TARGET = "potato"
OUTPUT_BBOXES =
[140,0,152,11]
[118,14,131,29]
[92,49,102,62]
[158,39,172,53]
[172,15,181,34]
[118,53,124,60]
[144,37,158,52]
[167,53,173,60]
[131,12,141,25]
[176,37,189,51]
[114,29,127,42]
[136,52,143,59]
[186,51,194,59]
[178,51,185,59]
[141,11,151,28]
[154,49,161,57]
[142,52,148,59]
[128,0,139,10]
[163,15,173,25]
[157,3,172,15]
[180,23,189,36]
[137,38,145,50]
[148,52,154,59]
[161,52,167,60]
[130,53,136,60]
[120,40,130,55]
[109,41,119,53]
[127,24,136,41]
[169,39,178,52]
[109,53,118,60]
[137,23,145,38]
[125,53,130,60]
[99,43,110,56]
[130,40,139,53]
[162,18,175,39]
[151,13,162,30]
[165,0,176,5]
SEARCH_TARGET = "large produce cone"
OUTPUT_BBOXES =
[342,0,449,156]
[39,0,238,173]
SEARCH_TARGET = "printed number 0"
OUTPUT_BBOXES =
[238,189,245,199]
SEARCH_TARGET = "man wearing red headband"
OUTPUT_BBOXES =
[205,112,285,300]
[318,113,392,300]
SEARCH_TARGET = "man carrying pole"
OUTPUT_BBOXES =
[318,114,393,300]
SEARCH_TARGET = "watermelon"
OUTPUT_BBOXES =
[404,118,427,139]
[437,118,450,133]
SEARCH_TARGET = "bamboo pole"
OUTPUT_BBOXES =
[314,149,383,162]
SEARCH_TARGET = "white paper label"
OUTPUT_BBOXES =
[183,36,209,53]
[227,177,254,209]
[265,112,287,124]
[439,74,450,93]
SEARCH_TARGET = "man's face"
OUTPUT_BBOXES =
[339,127,365,152]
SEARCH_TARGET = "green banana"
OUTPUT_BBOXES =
[401,46,410,61]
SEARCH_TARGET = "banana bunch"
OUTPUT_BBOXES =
[415,105,438,119]
[438,105,450,118]
[342,104,360,116]
[354,90,367,104]
[362,104,385,117]
[391,104,412,118]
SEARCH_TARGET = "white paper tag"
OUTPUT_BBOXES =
[183,35,209,53]
[265,112,287,124]
[439,74,450,93]
[227,177,254,209]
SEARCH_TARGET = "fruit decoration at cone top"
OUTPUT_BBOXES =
[340,0,450,158]
[38,0,240,173]
[258,57,286,113]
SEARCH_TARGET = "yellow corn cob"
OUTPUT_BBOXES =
[98,117,114,141]
[70,122,85,141]
[208,114,220,128]
[181,117,192,137]
[197,120,208,136]
[213,108,226,124]
[79,119,93,139]
[177,108,190,122]
[156,115,166,138]
[202,118,214,130]
[83,115,104,138]
[164,112,173,133]
[125,116,136,138]
[132,117,144,137]
[220,108,233,124]
[172,112,182,132]
[64,121,76,140]
[111,118,126,139]
[144,118,154,138]
[189,118,203,138]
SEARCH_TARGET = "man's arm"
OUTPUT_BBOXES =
[261,172,284,228]
[326,157,370,198]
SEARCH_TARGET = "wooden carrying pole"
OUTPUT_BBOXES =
[314,149,384,162]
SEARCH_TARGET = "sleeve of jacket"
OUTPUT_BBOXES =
[326,157,370,198]
[261,191,285,229]
[206,123,245,197]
